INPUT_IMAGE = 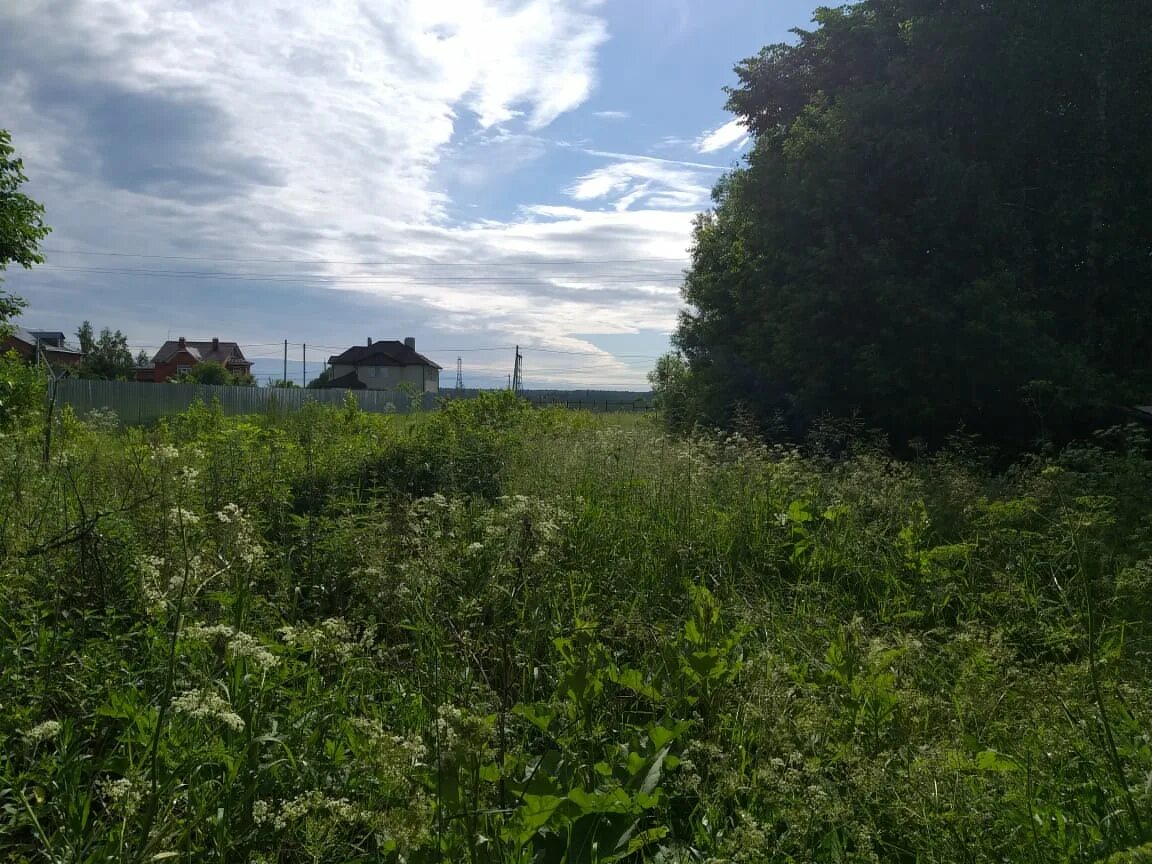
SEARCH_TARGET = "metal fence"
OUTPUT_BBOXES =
[50,379,437,425]
[49,379,654,426]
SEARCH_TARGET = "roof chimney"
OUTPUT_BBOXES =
[367,337,372,346]
[211,337,219,350]
[404,337,416,350]
[178,336,186,346]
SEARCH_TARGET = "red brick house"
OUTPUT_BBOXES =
[136,337,253,383]
[1,327,86,368]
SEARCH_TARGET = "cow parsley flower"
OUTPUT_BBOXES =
[171,689,245,731]
[97,776,144,817]
[25,720,62,744]
[170,506,200,526]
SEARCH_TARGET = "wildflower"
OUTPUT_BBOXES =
[150,444,179,461]
[271,791,373,830]
[276,618,364,662]
[182,623,279,672]
[139,554,165,582]
[182,622,235,642]
[216,502,243,524]
[252,799,272,825]
[171,689,245,731]
[170,506,200,526]
[216,504,265,566]
[138,554,169,613]
[178,465,200,482]
[226,630,280,672]
[97,776,144,817]
[25,720,62,744]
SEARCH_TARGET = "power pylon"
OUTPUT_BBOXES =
[511,345,523,394]
[455,357,464,392]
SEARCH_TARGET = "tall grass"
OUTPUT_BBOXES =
[1,393,1151,862]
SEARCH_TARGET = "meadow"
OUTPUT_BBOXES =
[1,392,1150,863]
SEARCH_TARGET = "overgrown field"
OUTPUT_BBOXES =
[2,394,1151,863]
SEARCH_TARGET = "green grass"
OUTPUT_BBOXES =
[2,393,1151,862]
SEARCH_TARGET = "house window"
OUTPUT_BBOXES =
[176,364,191,375]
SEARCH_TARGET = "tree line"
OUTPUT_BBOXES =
[655,0,1152,447]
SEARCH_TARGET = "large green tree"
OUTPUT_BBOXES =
[0,129,50,328]
[77,321,136,380]
[668,1,1152,443]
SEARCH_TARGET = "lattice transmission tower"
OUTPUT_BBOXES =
[511,345,523,394]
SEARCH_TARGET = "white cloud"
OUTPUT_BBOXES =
[584,149,726,171]
[695,118,746,153]
[567,160,712,211]
[593,110,629,120]
[0,0,700,388]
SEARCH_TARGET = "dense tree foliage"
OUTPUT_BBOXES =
[173,360,255,386]
[0,129,50,328]
[666,1,1152,443]
[77,321,136,380]
[307,367,333,388]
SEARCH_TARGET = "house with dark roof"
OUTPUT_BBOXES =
[136,337,253,383]
[324,337,441,393]
[1,327,86,368]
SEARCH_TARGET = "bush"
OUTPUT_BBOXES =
[2,399,1151,862]
[0,349,44,430]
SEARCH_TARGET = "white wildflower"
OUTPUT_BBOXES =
[97,776,144,817]
[25,720,62,744]
[226,630,280,672]
[170,506,200,526]
[216,502,243,524]
[182,622,235,642]
[139,555,168,613]
[171,689,245,731]
[276,618,364,662]
[150,444,179,461]
[252,799,272,825]
[271,791,374,830]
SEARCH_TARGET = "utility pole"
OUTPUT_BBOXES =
[511,345,523,394]
[283,339,288,385]
[455,356,463,393]
[302,343,306,386]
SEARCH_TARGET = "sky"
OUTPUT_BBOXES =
[2,0,818,388]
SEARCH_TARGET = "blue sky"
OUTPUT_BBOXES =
[2,0,818,388]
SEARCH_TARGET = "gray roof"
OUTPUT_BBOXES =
[319,370,367,389]
[328,340,441,370]
[11,327,85,355]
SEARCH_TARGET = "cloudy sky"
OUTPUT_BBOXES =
[2,0,817,387]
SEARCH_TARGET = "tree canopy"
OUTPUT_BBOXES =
[307,368,333,389]
[173,361,255,387]
[665,1,1152,444]
[77,321,136,380]
[0,129,50,327]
